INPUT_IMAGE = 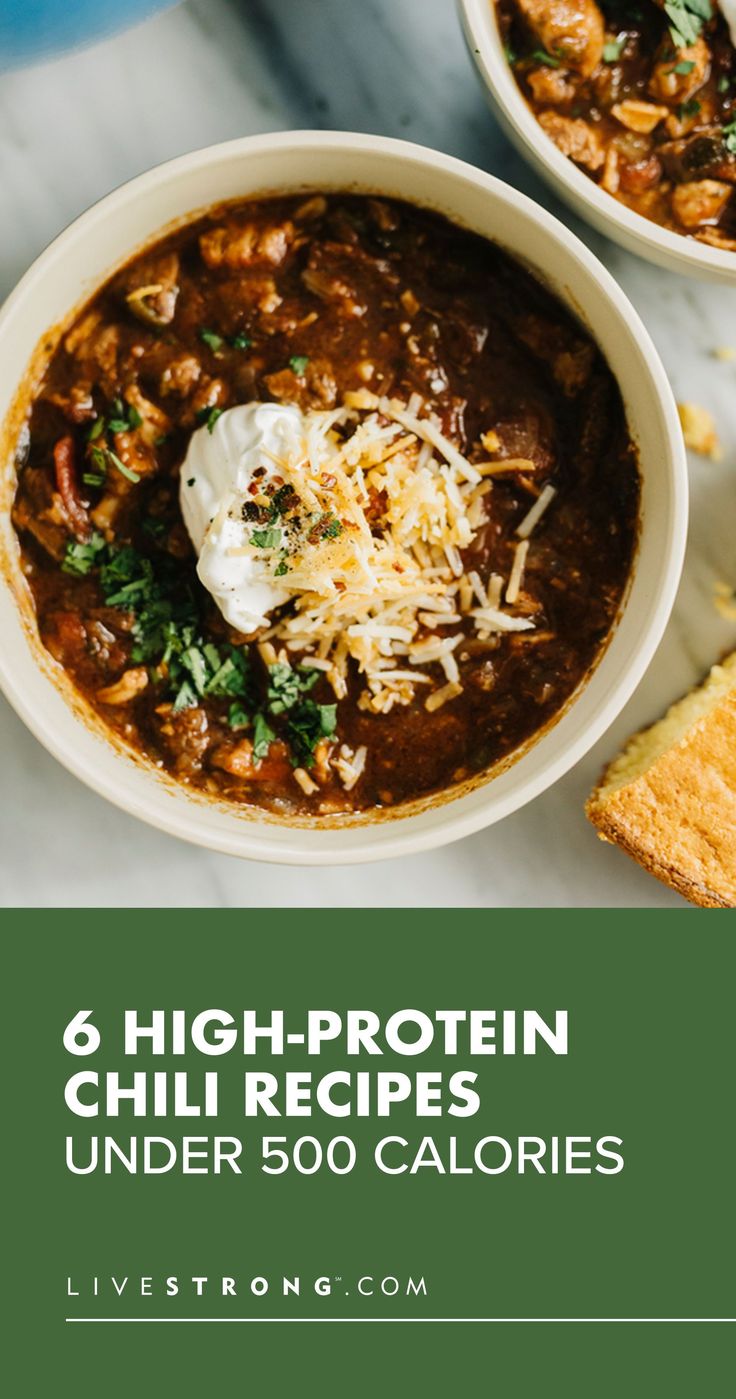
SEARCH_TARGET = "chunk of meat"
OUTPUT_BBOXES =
[199,220,294,270]
[514,0,604,77]
[302,246,367,317]
[155,705,210,775]
[210,736,292,783]
[660,129,736,184]
[123,385,171,445]
[53,436,89,539]
[11,466,68,560]
[619,154,663,194]
[183,376,229,427]
[491,407,557,475]
[648,37,710,104]
[611,100,669,135]
[538,111,605,170]
[121,251,180,326]
[158,351,202,398]
[264,357,338,410]
[64,314,122,398]
[45,382,96,424]
[96,667,149,705]
[42,610,89,667]
[510,311,595,395]
[671,179,734,227]
[527,65,577,105]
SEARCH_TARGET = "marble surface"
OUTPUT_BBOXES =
[1,0,734,908]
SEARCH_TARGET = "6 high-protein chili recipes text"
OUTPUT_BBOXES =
[11,192,639,817]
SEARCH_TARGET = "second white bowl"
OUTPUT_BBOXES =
[459,0,736,283]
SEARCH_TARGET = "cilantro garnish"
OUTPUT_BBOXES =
[62,532,107,576]
[107,450,141,484]
[670,58,696,74]
[724,118,736,154]
[266,662,319,715]
[197,406,223,434]
[60,543,338,767]
[106,398,143,433]
[253,711,276,760]
[274,558,289,577]
[530,49,561,68]
[227,701,251,731]
[504,43,517,65]
[603,39,624,63]
[664,0,712,50]
[289,355,310,375]
[199,327,224,352]
[677,97,701,120]
[286,699,337,768]
[251,527,282,549]
[230,332,252,350]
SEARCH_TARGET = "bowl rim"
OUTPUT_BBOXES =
[0,129,688,864]
[458,0,736,281]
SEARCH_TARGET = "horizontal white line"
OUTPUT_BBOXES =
[65,1317,736,1324]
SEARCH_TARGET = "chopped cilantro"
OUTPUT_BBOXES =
[670,58,696,74]
[287,699,337,768]
[724,118,736,154]
[251,526,282,549]
[230,332,252,350]
[677,97,701,120]
[274,558,289,577]
[172,678,199,713]
[253,711,276,760]
[106,398,143,433]
[603,39,624,63]
[199,327,224,352]
[289,355,310,375]
[205,649,251,698]
[530,49,561,68]
[664,0,711,51]
[62,532,107,577]
[266,662,318,715]
[504,43,516,65]
[322,516,342,539]
[198,406,223,434]
[89,446,108,474]
[717,75,731,94]
[107,450,141,484]
[269,483,298,517]
[227,701,251,730]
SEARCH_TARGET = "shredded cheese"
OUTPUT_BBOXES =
[516,484,557,539]
[250,397,552,712]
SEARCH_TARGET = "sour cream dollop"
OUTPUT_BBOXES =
[179,401,303,634]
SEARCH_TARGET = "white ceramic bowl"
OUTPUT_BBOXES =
[459,0,736,283]
[0,131,687,863]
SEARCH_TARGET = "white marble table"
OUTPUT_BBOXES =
[1,0,734,907]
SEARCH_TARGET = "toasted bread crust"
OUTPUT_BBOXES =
[587,688,736,908]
